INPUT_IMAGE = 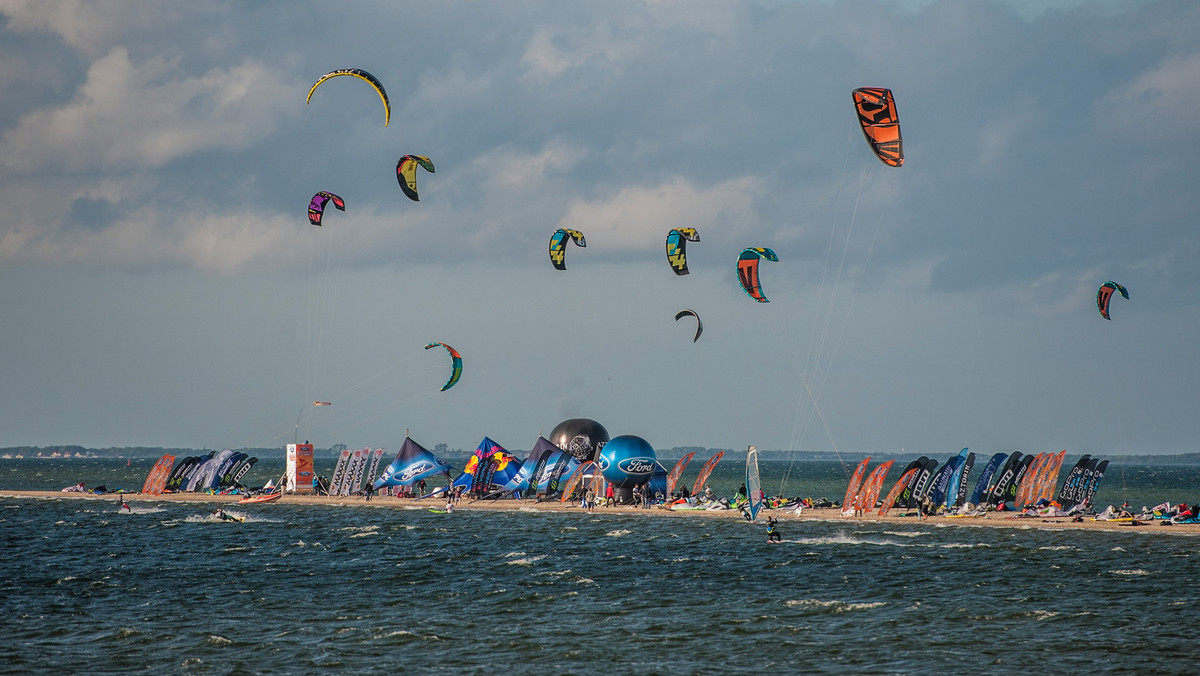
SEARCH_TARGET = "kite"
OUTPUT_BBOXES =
[396,155,435,201]
[548,229,586,270]
[737,247,778,302]
[674,309,703,343]
[306,68,391,127]
[307,191,345,226]
[424,342,463,391]
[1096,281,1129,320]
[852,87,903,167]
[666,228,700,275]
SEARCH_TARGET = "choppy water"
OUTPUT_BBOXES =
[2,458,1198,674]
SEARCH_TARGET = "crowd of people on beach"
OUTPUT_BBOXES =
[1090,501,1199,526]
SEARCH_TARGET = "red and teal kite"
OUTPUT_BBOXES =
[737,247,778,302]
[1096,281,1129,320]
[425,342,463,391]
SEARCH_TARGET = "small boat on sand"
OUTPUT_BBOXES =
[238,492,282,505]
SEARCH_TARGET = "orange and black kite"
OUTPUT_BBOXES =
[853,87,903,167]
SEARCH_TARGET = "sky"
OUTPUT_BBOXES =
[1,0,1197,458]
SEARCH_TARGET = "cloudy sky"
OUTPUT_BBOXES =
[1,0,1196,458]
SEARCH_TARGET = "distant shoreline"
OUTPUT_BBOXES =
[4,490,1198,536]
[5,451,1200,466]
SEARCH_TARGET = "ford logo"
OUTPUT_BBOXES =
[617,457,655,475]
[399,461,434,481]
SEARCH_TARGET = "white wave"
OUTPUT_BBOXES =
[606,529,633,537]
[118,505,165,514]
[1038,545,1077,551]
[784,599,887,612]
[503,551,527,557]
[1110,569,1151,576]
[882,530,930,538]
[792,532,921,548]
[506,555,546,566]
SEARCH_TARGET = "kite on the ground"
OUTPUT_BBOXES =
[306,68,391,127]
[852,87,903,167]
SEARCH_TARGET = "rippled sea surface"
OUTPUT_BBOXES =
[2,459,1199,674]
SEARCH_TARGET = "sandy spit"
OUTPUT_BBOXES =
[4,490,1198,536]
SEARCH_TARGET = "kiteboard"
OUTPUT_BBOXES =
[428,508,449,514]
[238,492,282,505]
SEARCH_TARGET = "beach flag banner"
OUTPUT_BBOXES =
[141,454,176,494]
[286,443,315,494]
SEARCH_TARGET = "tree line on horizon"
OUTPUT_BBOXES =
[3,445,1199,466]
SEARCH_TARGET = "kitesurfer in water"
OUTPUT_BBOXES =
[765,516,781,542]
[212,508,237,522]
[120,497,131,513]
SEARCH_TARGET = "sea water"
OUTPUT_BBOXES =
[1,458,1198,674]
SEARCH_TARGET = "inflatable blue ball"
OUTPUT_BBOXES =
[597,435,657,488]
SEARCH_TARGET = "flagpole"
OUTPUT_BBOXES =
[294,405,306,445]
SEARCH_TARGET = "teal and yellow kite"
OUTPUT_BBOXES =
[666,228,700,275]
[549,229,586,270]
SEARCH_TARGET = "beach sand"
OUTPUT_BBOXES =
[4,489,1197,535]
